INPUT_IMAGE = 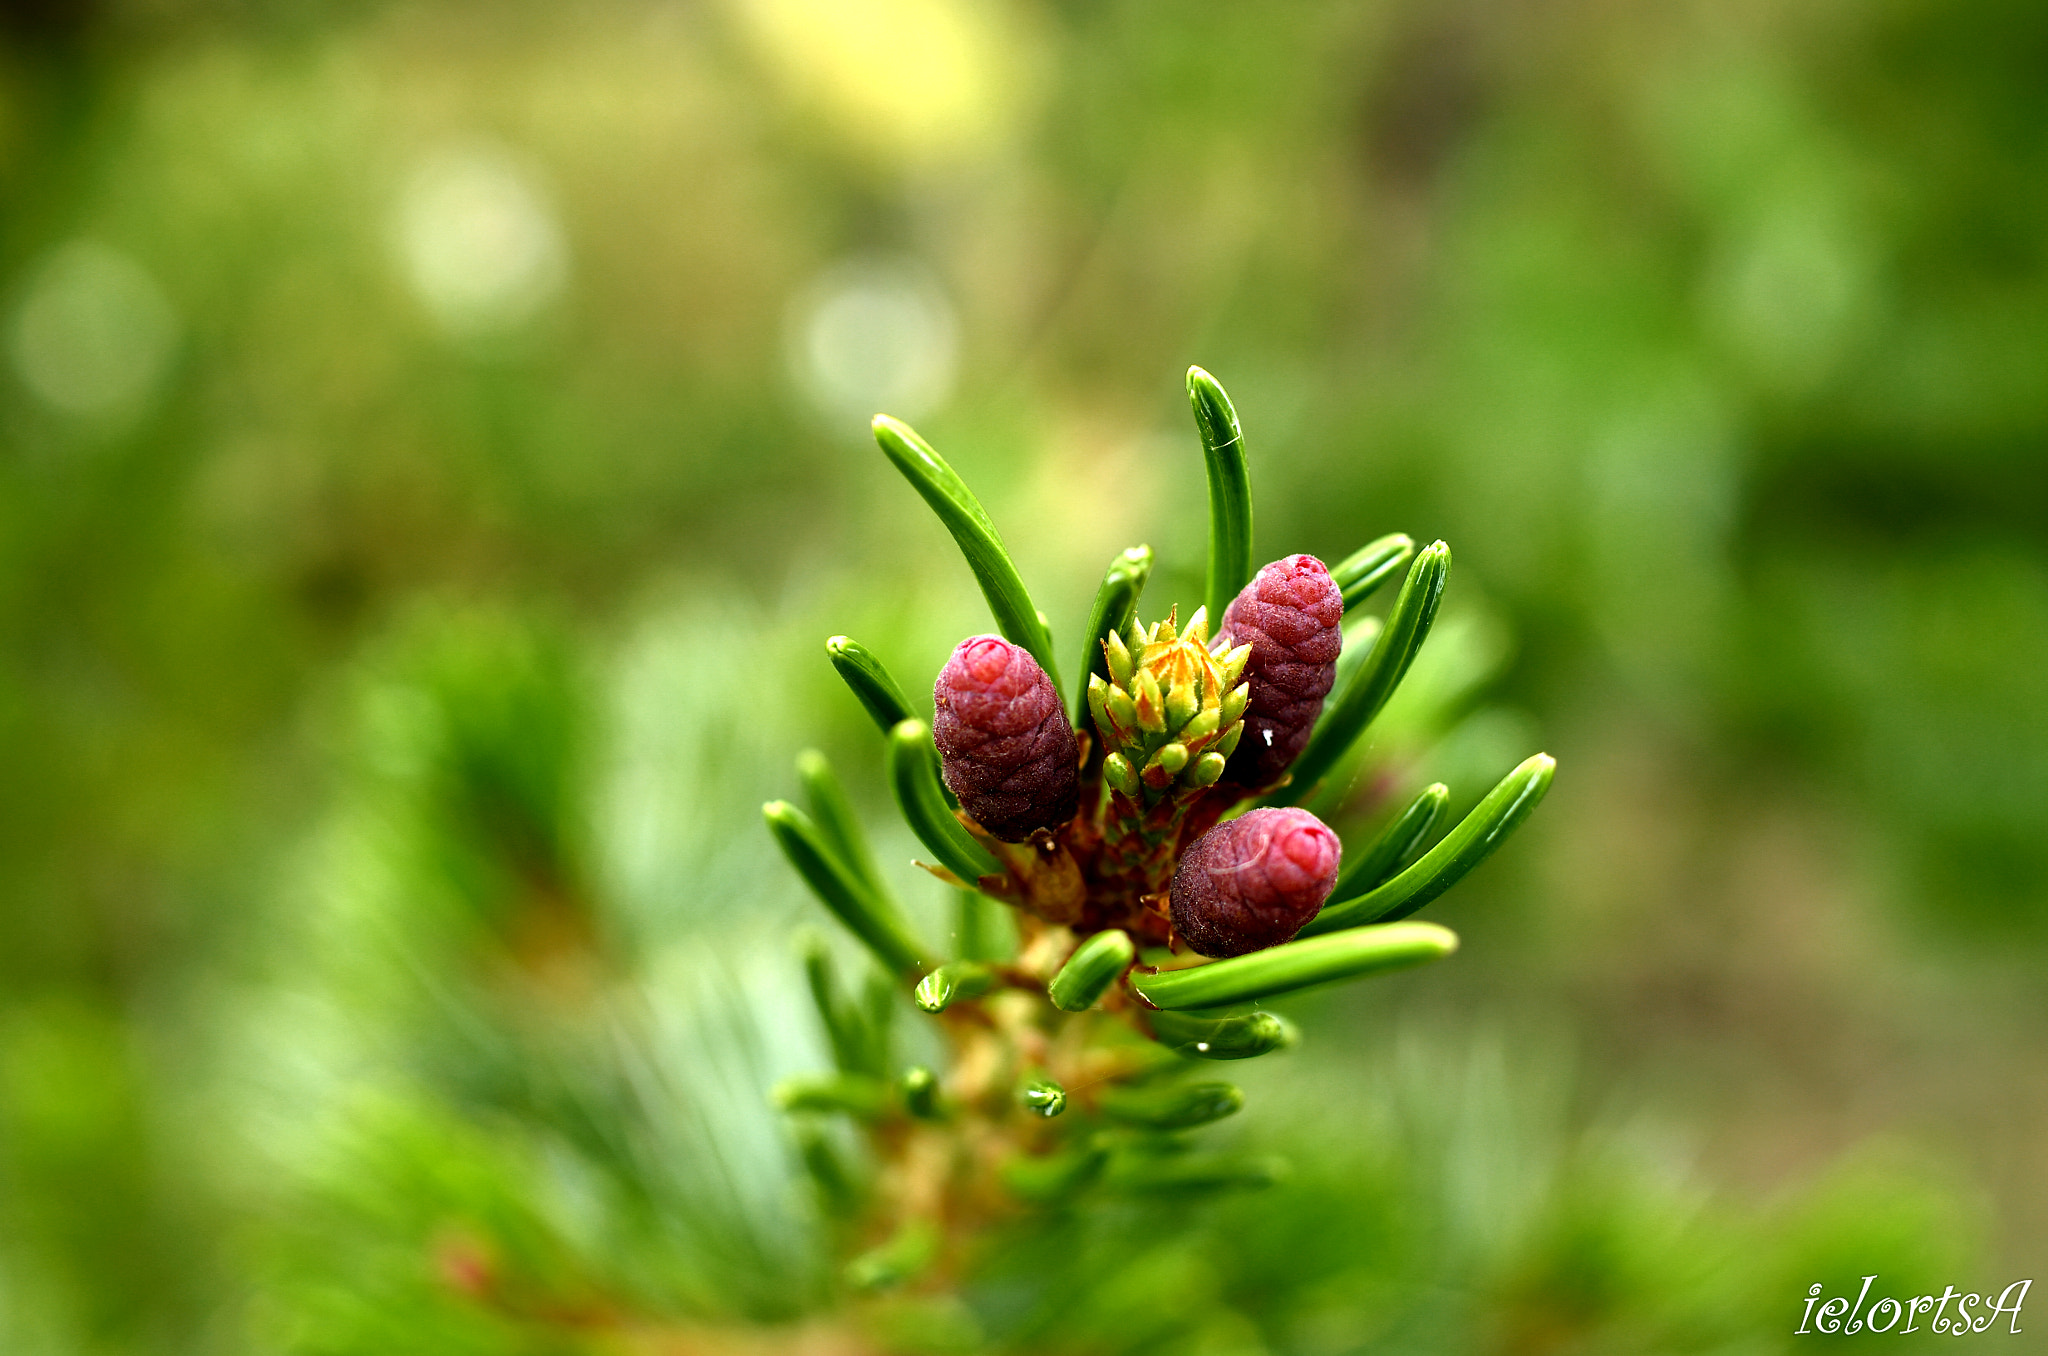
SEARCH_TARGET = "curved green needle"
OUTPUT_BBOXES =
[873,416,1061,692]
[1189,367,1254,623]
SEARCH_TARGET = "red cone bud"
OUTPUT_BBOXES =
[933,635,1080,843]
[1218,554,1342,789]
[1170,807,1341,957]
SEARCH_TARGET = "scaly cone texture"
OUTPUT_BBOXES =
[934,635,1080,842]
[1170,807,1342,958]
[1218,554,1344,791]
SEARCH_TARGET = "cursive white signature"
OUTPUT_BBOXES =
[1797,1276,2032,1335]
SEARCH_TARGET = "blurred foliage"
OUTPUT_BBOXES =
[231,611,1995,1355]
[0,0,2042,1350]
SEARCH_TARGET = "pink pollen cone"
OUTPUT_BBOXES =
[1218,554,1343,790]
[932,635,1080,843]
[1170,807,1342,957]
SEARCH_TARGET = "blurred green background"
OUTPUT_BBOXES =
[2,0,2044,1350]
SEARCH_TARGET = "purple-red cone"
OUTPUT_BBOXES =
[933,635,1080,843]
[1218,554,1344,789]
[1169,807,1342,958]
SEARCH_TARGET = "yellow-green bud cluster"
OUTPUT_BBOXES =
[1085,607,1251,800]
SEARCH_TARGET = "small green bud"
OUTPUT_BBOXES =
[1215,723,1244,757]
[1183,605,1210,647]
[1219,643,1251,688]
[1221,682,1249,725]
[1020,1077,1067,1117]
[1181,708,1220,744]
[1106,687,1139,736]
[1086,673,1111,731]
[1190,751,1227,786]
[1104,753,1140,798]
[1165,676,1199,730]
[1105,629,1134,689]
[914,961,995,1013]
[1133,669,1166,732]
[1147,742,1189,778]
